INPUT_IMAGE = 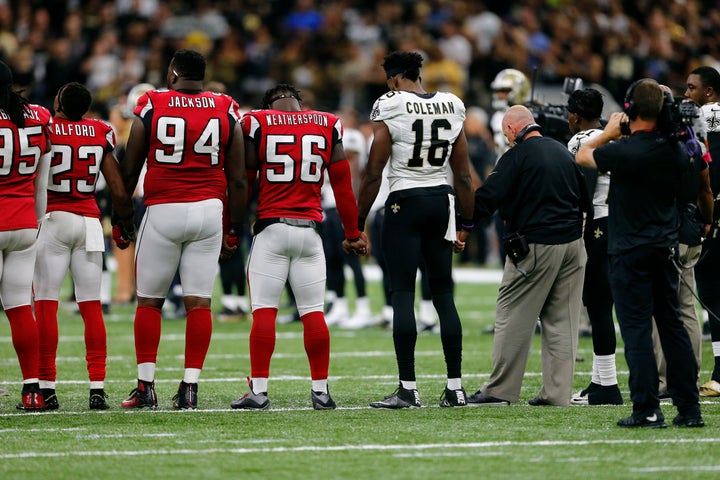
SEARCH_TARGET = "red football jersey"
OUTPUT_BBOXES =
[134,89,241,206]
[0,104,52,231]
[46,117,116,218]
[241,109,343,221]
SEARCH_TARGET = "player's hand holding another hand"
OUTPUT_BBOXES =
[343,232,369,256]
[112,212,135,250]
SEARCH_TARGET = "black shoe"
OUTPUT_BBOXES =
[439,387,467,407]
[311,389,336,410]
[121,379,157,409]
[528,397,552,406]
[16,383,45,411]
[571,382,601,405]
[672,413,705,428]
[657,391,671,400]
[466,391,510,405]
[172,381,198,410]
[42,388,59,410]
[231,379,270,410]
[588,384,623,405]
[89,389,110,410]
[617,409,666,428]
[370,385,421,409]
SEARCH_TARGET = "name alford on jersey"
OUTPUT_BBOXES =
[52,122,98,137]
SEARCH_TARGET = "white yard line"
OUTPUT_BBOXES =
[0,437,718,459]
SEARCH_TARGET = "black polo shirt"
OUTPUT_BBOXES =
[594,130,688,255]
[474,136,584,244]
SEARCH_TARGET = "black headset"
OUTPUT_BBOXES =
[514,123,542,144]
[623,79,643,120]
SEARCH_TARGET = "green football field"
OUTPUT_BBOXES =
[0,266,717,479]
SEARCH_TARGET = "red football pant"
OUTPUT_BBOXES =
[6,305,40,380]
[249,307,277,378]
[301,311,330,380]
[78,300,107,382]
[35,299,59,382]
[134,305,162,364]
[185,307,212,369]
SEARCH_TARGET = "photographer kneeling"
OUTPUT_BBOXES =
[576,78,704,428]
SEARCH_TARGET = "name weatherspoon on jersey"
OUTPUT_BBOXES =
[53,123,96,137]
[405,100,455,116]
[266,113,329,127]
[167,96,217,108]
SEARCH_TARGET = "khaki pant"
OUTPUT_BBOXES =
[653,243,702,391]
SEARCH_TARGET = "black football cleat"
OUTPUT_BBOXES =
[439,387,468,407]
[311,389,337,410]
[172,381,198,410]
[121,379,157,409]
[370,385,421,409]
[466,390,510,405]
[89,389,110,410]
[41,388,59,410]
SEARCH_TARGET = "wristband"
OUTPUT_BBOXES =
[358,216,366,232]
[346,236,361,243]
[460,218,474,232]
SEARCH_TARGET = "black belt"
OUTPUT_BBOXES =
[253,217,322,235]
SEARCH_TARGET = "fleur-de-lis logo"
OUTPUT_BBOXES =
[594,227,603,239]
[391,203,400,213]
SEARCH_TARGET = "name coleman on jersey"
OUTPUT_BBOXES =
[405,100,456,115]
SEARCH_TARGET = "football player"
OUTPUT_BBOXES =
[230,84,367,411]
[120,49,248,410]
[33,82,134,410]
[356,51,475,408]
[0,60,53,410]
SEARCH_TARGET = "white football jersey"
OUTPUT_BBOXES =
[370,90,465,192]
[701,102,720,133]
[568,128,609,219]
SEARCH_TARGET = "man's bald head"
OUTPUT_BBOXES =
[502,105,541,147]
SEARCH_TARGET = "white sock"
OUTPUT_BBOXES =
[447,378,462,390]
[252,377,268,394]
[354,296,371,315]
[90,381,104,390]
[382,305,393,321]
[419,299,436,325]
[591,354,601,385]
[138,362,156,383]
[596,354,617,386]
[713,342,720,357]
[400,380,417,390]
[183,368,201,384]
[312,380,328,393]
[39,381,55,389]
[23,378,39,385]
[237,296,249,312]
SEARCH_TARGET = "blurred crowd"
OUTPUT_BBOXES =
[2,0,720,118]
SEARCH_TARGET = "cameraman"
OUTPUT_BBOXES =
[684,66,720,397]
[576,79,703,428]
[466,105,588,407]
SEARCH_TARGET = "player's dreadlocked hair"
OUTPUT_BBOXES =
[171,49,206,81]
[381,51,423,81]
[57,82,92,121]
[567,88,603,120]
[261,84,302,109]
[0,60,30,127]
